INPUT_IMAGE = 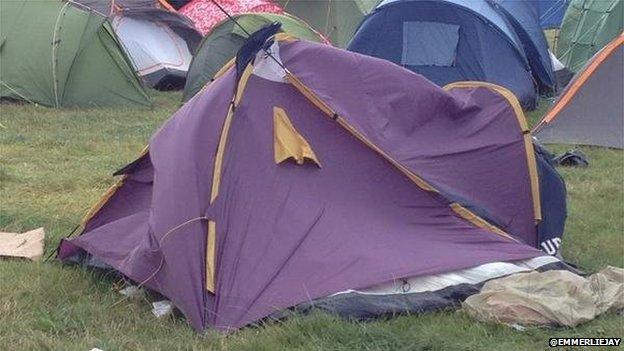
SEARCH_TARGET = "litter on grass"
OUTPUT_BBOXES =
[152,300,174,319]
[119,285,143,301]
[463,266,624,327]
[0,228,45,261]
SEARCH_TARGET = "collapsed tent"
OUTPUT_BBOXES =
[58,30,567,331]
[179,0,283,34]
[71,0,201,90]
[557,0,623,72]
[348,0,542,109]
[534,35,624,149]
[538,0,570,29]
[277,0,380,47]
[0,0,151,108]
[183,13,324,101]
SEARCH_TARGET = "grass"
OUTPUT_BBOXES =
[1,92,622,350]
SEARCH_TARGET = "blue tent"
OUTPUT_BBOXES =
[538,0,569,29]
[348,0,539,109]
[534,144,567,255]
[488,0,556,91]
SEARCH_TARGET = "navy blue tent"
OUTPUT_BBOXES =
[488,0,556,92]
[534,143,567,256]
[348,0,539,109]
[538,0,569,29]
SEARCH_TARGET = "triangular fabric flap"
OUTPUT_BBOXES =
[273,106,321,167]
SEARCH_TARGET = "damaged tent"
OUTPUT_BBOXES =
[277,0,380,47]
[534,35,624,149]
[348,0,545,110]
[71,0,201,90]
[58,28,567,331]
[0,0,151,108]
[557,0,623,72]
[183,13,325,101]
[179,0,283,35]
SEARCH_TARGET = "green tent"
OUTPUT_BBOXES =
[182,13,323,102]
[557,0,623,72]
[0,0,152,108]
[277,0,380,48]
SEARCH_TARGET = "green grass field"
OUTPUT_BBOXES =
[1,92,622,350]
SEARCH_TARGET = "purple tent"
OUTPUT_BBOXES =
[59,34,560,331]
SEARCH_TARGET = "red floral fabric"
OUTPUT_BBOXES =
[180,0,283,35]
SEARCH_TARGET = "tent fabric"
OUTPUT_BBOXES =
[59,36,565,331]
[283,256,566,321]
[273,106,321,166]
[179,0,283,35]
[0,0,151,108]
[534,35,624,149]
[112,16,192,89]
[550,50,566,71]
[538,0,570,29]
[550,50,574,89]
[71,0,201,89]
[169,0,191,10]
[69,0,170,15]
[557,0,623,72]
[182,13,324,101]
[400,22,460,66]
[70,0,201,49]
[348,0,538,110]
[487,0,556,92]
[111,9,201,52]
[333,256,561,297]
[277,0,380,47]
[534,143,566,256]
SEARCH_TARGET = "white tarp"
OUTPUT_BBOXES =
[112,16,192,77]
[549,50,565,71]
[335,256,560,296]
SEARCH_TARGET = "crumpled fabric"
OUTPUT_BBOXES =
[463,266,624,327]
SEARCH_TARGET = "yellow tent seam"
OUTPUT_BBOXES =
[286,72,517,242]
[443,81,542,223]
[534,34,624,131]
[206,64,254,292]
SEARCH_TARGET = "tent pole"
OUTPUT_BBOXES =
[208,0,289,72]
